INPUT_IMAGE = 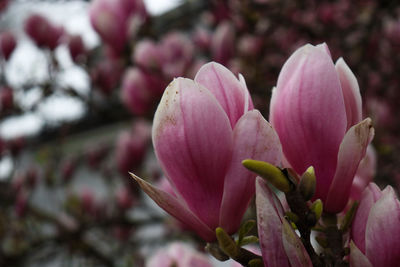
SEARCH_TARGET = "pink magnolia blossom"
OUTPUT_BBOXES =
[256,177,312,267]
[115,119,151,175]
[350,183,400,267]
[132,39,162,70]
[120,67,165,115]
[67,34,86,63]
[89,0,146,54]
[132,62,282,241]
[159,32,194,79]
[0,31,17,61]
[211,21,235,65]
[269,43,374,213]
[146,242,213,267]
[24,14,64,50]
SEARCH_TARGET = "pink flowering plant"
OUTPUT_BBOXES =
[133,43,400,267]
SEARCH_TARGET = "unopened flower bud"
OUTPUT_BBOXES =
[242,159,291,193]
[299,166,316,201]
[310,199,323,221]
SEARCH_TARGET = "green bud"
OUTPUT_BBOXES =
[340,201,359,232]
[237,220,256,246]
[242,159,291,193]
[298,166,316,200]
[310,199,323,221]
[215,227,239,258]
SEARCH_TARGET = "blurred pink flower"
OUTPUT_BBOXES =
[146,242,213,267]
[120,67,165,115]
[89,0,146,54]
[24,14,64,50]
[67,34,86,63]
[160,32,194,79]
[0,31,17,61]
[211,21,235,65]
[115,119,151,175]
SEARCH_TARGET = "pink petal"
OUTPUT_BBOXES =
[325,118,374,213]
[335,58,362,129]
[316,42,332,57]
[281,219,312,267]
[152,78,233,229]
[219,110,282,233]
[195,62,253,128]
[256,177,290,267]
[349,241,373,267]
[365,186,400,267]
[269,44,347,202]
[349,145,377,201]
[130,173,215,241]
[351,183,383,253]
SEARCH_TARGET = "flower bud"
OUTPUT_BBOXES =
[0,31,17,61]
[242,159,290,193]
[298,166,316,201]
[270,43,374,213]
[67,34,86,63]
[24,14,64,50]
[211,21,235,65]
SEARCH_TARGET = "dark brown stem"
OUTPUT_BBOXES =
[285,189,324,267]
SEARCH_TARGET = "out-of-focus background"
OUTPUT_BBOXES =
[0,0,399,266]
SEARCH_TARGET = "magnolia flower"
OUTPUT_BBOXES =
[269,43,374,213]
[350,183,400,267]
[132,62,281,241]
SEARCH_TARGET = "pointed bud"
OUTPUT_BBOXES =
[242,159,291,193]
[310,199,323,221]
[299,166,316,200]
[215,227,239,258]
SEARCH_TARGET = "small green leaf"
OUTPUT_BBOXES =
[340,201,359,232]
[239,236,259,247]
[237,220,256,246]
[216,227,239,258]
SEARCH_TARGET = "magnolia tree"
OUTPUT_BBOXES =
[0,0,400,266]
